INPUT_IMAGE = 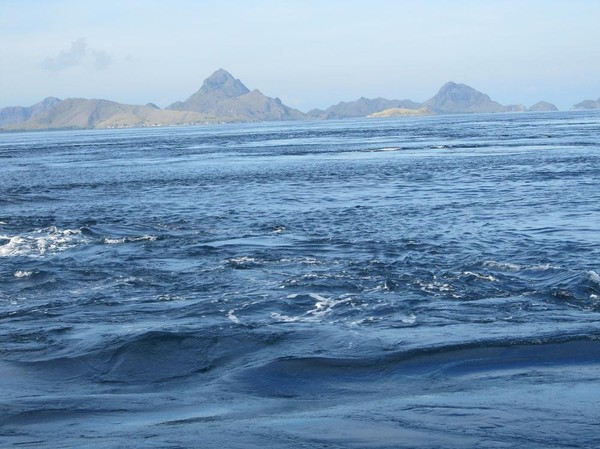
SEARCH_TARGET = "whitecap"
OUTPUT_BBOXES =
[483,260,560,272]
[278,257,319,265]
[588,271,600,286]
[421,281,453,293]
[103,235,157,244]
[463,271,497,282]
[227,256,258,264]
[0,227,86,257]
[0,236,26,257]
[483,260,521,271]
[227,310,240,324]
[401,314,417,324]
[350,317,376,326]
[273,293,352,323]
[14,270,34,278]
[529,263,561,271]
[272,225,286,233]
[270,312,302,323]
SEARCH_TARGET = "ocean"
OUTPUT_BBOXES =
[1,111,599,448]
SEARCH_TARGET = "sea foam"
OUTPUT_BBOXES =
[0,227,86,257]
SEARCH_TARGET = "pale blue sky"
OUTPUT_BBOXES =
[1,0,599,110]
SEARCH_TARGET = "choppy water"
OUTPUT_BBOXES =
[1,112,600,448]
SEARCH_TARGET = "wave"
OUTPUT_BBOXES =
[271,293,354,323]
[102,235,157,244]
[13,329,279,385]
[236,335,600,398]
[483,260,562,271]
[0,227,88,257]
[0,225,163,257]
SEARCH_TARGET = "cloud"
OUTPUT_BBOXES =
[93,49,112,70]
[41,38,112,71]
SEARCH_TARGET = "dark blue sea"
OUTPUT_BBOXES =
[1,111,600,448]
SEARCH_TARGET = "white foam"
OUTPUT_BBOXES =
[272,293,352,323]
[103,235,157,244]
[227,310,240,324]
[0,227,85,257]
[0,236,25,257]
[483,260,560,272]
[270,312,301,323]
[350,317,376,326]
[463,271,497,282]
[14,270,34,278]
[421,281,453,293]
[530,263,561,271]
[226,256,259,264]
[401,314,417,324]
[483,260,521,271]
[278,257,319,265]
[589,271,600,286]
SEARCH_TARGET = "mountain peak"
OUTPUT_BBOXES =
[200,69,250,97]
[440,81,458,88]
[166,69,251,112]
[166,69,305,121]
[528,101,558,112]
[437,81,485,98]
[424,81,503,114]
[571,96,600,110]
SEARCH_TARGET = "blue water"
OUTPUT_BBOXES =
[1,112,600,448]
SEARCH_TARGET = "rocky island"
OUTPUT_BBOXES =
[0,69,585,132]
[528,101,559,112]
[571,97,600,110]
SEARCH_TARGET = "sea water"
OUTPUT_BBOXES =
[1,112,600,448]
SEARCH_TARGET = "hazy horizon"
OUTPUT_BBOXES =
[2,0,599,111]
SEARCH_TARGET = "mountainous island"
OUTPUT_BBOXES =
[307,97,421,119]
[571,97,600,110]
[166,69,305,122]
[528,101,559,112]
[0,68,588,132]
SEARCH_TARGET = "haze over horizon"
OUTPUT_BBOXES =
[2,0,599,111]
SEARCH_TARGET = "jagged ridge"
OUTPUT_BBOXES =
[1,71,575,132]
[167,69,305,121]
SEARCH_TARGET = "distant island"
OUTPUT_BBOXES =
[367,107,434,118]
[528,101,559,112]
[571,97,600,110]
[0,68,595,132]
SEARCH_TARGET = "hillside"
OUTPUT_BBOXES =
[3,98,219,131]
[571,97,600,110]
[528,101,558,112]
[0,72,576,132]
[167,69,305,121]
[0,97,61,127]
[307,97,421,119]
[422,82,505,114]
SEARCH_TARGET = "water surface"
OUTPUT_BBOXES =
[1,112,600,448]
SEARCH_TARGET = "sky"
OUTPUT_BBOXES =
[1,0,599,111]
